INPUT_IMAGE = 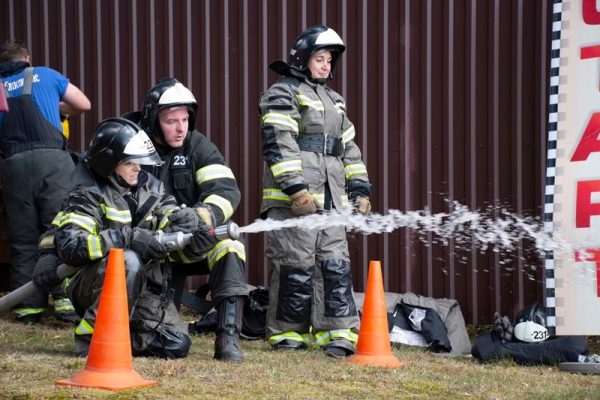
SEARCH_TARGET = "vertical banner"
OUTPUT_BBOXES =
[549,0,600,335]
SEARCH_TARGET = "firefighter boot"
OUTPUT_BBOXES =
[214,296,245,362]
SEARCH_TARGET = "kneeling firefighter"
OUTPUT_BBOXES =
[124,77,248,362]
[42,117,218,358]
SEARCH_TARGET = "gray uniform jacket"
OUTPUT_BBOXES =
[259,75,370,214]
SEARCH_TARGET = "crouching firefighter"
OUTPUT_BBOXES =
[124,77,248,362]
[47,117,209,358]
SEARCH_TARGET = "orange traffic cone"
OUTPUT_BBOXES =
[56,248,156,391]
[348,260,403,368]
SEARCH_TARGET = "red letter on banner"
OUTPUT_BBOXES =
[574,250,600,297]
[576,180,600,228]
[571,113,600,162]
[583,0,600,24]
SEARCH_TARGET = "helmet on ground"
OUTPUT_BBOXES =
[86,117,162,178]
[141,77,198,140]
[513,302,550,343]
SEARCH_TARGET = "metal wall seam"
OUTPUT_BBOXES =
[516,0,525,309]
[447,0,456,299]
[61,0,66,79]
[361,0,369,288]
[186,0,192,89]
[426,0,433,297]
[78,0,85,151]
[96,0,103,119]
[43,0,49,65]
[168,0,173,78]
[204,0,211,139]
[223,0,230,161]
[404,0,412,292]
[469,0,478,323]
[114,0,120,113]
[133,0,139,109]
[382,0,389,288]
[492,0,501,313]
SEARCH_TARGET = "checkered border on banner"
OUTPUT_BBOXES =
[544,0,563,337]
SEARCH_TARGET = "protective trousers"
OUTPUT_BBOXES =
[170,237,249,309]
[2,148,74,315]
[265,208,359,341]
[67,250,190,358]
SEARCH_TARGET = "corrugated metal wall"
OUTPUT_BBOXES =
[0,0,552,324]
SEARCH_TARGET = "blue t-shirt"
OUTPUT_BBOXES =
[0,66,69,131]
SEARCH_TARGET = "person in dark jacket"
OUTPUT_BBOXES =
[0,39,91,324]
[259,25,372,358]
[124,78,248,362]
[37,117,216,358]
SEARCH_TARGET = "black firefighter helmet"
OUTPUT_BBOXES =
[141,77,198,141]
[269,25,346,79]
[86,117,162,178]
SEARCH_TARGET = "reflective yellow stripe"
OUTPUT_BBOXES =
[270,159,302,177]
[295,94,324,111]
[101,204,132,224]
[340,194,349,207]
[343,163,368,179]
[51,211,64,227]
[313,329,358,347]
[59,212,97,234]
[87,235,103,260]
[75,319,94,335]
[53,298,75,312]
[262,188,291,202]
[13,307,46,317]
[341,124,355,144]
[207,239,246,270]
[195,164,236,185]
[204,195,234,222]
[262,112,299,132]
[268,331,312,345]
[158,209,174,230]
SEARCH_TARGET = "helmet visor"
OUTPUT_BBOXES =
[122,130,163,166]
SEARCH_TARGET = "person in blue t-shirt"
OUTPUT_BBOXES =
[0,39,91,324]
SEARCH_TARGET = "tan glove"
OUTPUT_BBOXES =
[195,206,214,228]
[354,196,371,215]
[290,189,317,216]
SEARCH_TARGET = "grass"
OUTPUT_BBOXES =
[1,311,600,399]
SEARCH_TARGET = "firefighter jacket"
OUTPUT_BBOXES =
[144,130,241,227]
[259,74,371,215]
[53,163,205,266]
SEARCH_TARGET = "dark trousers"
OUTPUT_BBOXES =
[2,148,74,308]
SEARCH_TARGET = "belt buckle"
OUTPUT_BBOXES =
[323,133,328,155]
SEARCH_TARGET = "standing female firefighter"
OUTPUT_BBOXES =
[259,25,372,358]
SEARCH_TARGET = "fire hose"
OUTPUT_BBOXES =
[0,222,240,313]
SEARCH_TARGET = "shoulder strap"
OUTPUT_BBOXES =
[22,67,33,95]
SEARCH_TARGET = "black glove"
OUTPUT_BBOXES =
[167,208,200,233]
[189,225,217,255]
[129,227,168,261]
[493,312,513,343]
[32,256,61,292]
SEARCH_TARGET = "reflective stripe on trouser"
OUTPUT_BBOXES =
[265,207,359,339]
[268,331,312,346]
[170,238,248,309]
[313,329,358,348]
[13,307,46,318]
[53,297,76,313]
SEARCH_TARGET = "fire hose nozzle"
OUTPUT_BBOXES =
[210,221,240,241]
